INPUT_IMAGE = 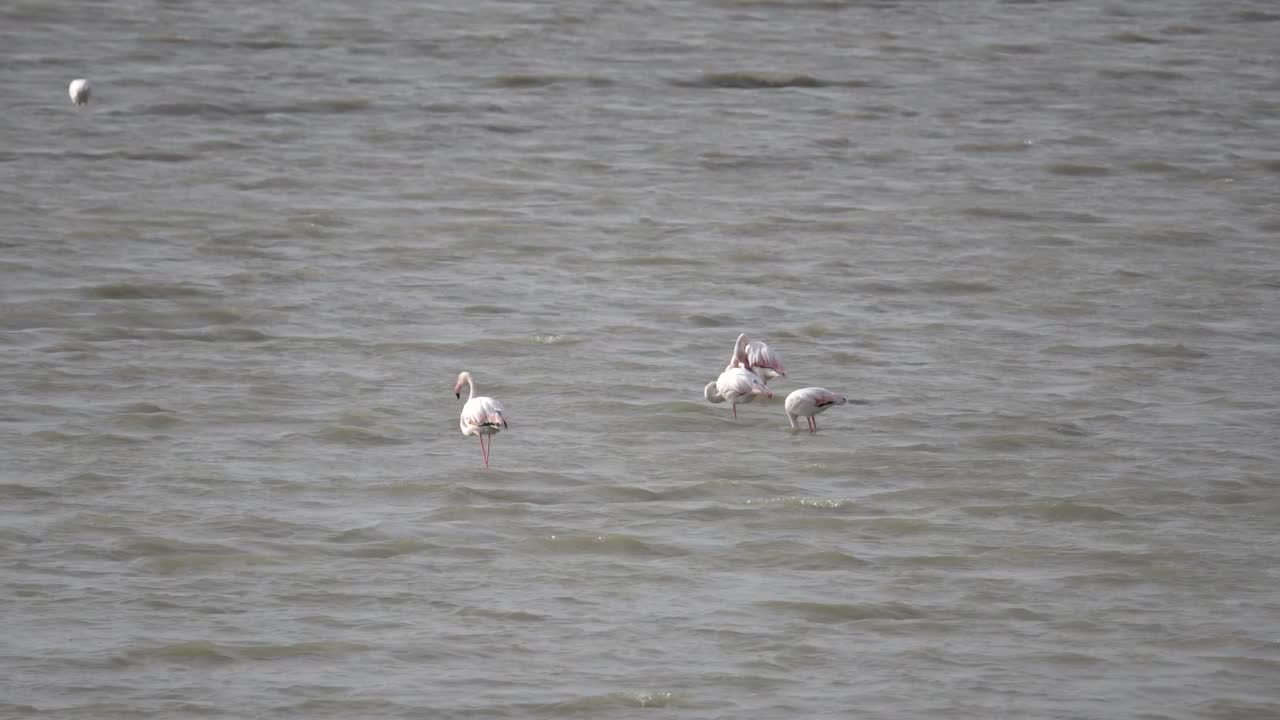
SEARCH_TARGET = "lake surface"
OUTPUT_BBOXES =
[2,0,1279,717]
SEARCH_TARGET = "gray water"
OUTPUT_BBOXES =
[3,0,1279,717]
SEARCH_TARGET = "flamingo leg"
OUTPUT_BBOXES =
[732,403,738,420]
[479,435,489,468]
[488,435,495,466]
[809,416,817,433]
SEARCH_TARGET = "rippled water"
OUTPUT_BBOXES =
[3,0,1279,717]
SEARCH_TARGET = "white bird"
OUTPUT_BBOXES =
[784,387,847,432]
[706,366,773,419]
[733,333,787,385]
[69,79,91,107]
[453,371,508,468]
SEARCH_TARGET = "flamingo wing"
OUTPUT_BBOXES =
[745,341,786,377]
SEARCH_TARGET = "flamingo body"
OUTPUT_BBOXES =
[69,79,91,106]
[453,371,508,468]
[784,387,847,432]
[714,366,773,419]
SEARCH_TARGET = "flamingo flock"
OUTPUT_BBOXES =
[702,333,848,431]
[454,333,849,468]
[54,81,848,468]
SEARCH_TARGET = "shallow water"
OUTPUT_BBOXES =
[2,0,1279,717]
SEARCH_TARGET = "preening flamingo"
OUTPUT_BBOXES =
[732,333,787,384]
[453,371,508,468]
[784,387,847,432]
[706,366,773,419]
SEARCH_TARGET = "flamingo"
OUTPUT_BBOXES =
[69,79,91,107]
[733,333,787,385]
[453,371,508,468]
[705,365,773,419]
[784,387,847,432]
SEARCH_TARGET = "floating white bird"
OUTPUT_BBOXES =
[453,371,508,468]
[784,387,847,432]
[733,333,787,385]
[705,365,773,419]
[69,79,91,107]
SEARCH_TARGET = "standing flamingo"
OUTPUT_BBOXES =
[453,371,508,468]
[69,78,91,107]
[733,333,787,385]
[784,387,847,432]
[705,365,773,419]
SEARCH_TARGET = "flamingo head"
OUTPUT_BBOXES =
[752,375,774,399]
[453,371,471,399]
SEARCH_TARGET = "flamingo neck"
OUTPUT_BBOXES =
[458,372,477,401]
[730,334,749,368]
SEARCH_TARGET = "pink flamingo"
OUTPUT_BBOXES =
[705,365,774,419]
[453,371,508,468]
[69,78,91,107]
[732,333,787,385]
[784,387,847,432]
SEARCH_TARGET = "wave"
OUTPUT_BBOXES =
[743,495,859,512]
[463,304,515,315]
[0,483,56,499]
[962,501,1126,522]
[961,206,1038,221]
[984,42,1047,55]
[955,140,1036,154]
[688,313,735,328]
[491,74,614,89]
[1040,342,1208,359]
[37,150,199,163]
[527,533,680,557]
[539,691,680,713]
[732,541,869,570]
[1106,31,1166,44]
[30,429,145,445]
[81,327,270,343]
[1044,162,1112,177]
[614,255,700,266]
[670,71,849,89]
[120,536,237,558]
[455,606,548,622]
[757,600,925,622]
[336,538,433,558]
[917,279,1001,295]
[590,484,663,502]
[80,282,214,300]
[125,639,369,664]
[113,411,180,429]
[1097,68,1190,82]
[314,425,408,446]
[141,98,371,117]
[1129,160,1187,174]
[134,553,288,574]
